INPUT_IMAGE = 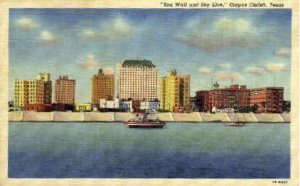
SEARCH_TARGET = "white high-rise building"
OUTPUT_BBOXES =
[117,60,158,101]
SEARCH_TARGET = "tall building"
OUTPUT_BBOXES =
[14,76,46,108]
[14,80,29,107]
[27,80,44,105]
[91,69,114,104]
[117,60,158,101]
[160,70,190,111]
[55,75,76,105]
[250,87,283,113]
[37,73,52,104]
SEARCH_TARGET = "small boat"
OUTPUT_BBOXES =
[224,112,246,127]
[225,121,246,127]
[124,112,166,128]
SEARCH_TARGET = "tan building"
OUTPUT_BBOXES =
[14,80,29,107]
[117,60,158,101]
[37,73,52,104]
[91,69,114,104]
[55,75,76,105]
[14,78,45,108]
[160,70,190,111]
[28,80,44,105]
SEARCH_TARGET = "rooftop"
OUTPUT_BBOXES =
[122,60,156,68]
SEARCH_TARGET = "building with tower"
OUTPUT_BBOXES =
[160,69,190,111]
[91,69,114,104]
[54,75,76,105]
[117,60,158,101]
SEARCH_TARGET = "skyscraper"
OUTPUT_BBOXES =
[55,75,76,105]
[117,60,158,101]
[14,80,29,107]
[37,73,52,104]
[14,74,47,108]
[91,69,114,104]
[160,70,190,111]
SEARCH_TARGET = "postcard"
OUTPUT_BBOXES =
[0,0,299,185]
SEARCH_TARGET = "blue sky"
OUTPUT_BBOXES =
[9,9,291,103]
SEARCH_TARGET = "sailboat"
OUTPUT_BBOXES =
[225,111,246,127]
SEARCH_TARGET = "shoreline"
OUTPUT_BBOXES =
[8,111,290,123]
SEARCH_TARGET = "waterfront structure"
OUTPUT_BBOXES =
[75,103,92,112]
[195,90,210,112]
[91,69,114,104]
[100,98,120,109]
[195,83,250,112]
[140,100,160,111]
[160,70,190,111]
[14,73,52,109]
[14,79,45,107]
[117,60,158,101]
[249,87,283,113]
[14,80,29,107]
[37,73,52,104]
[24,104,52,112]
[99,98,133,112]
[209,84,250,111]
[55,75,76,105]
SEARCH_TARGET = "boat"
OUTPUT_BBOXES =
[124,112,166,128]
[225,121,246,127]
[224,112,246,127]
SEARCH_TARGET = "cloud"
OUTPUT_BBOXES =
[218,63,232,70]
[245,66,264,75]
[215,72,243,81]
[273,47,291,57]
[78,54,99,70]
[176,17,264,51]
[265,63,286,73]
[38,30,59,44]
[15,17,39,29]
[80,17,135,40]
[198,67,212,74]
[102,67,114,75]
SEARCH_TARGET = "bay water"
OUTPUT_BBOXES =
[9,122,290,178]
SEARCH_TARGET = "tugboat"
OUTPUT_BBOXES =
[124,112,166,128]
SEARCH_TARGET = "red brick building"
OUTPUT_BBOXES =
[208,84,250,111]
[195,90,210,112]
[195,84,284,113]
[195,83,250,112]
[24,104,52,112]
[249,87,283,113]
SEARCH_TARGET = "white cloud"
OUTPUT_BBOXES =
[16,17,39,29]
[215,72,243,81]
[176,17,264,51]
[265,63,286,73]
[78,54,99,70]
[198,67,212,74]
[273,47,291,57]
[80,17,135,40]
[245,66,264,75]
[38,30,59,44]
[218,63,232,70]
[102,67,114,75]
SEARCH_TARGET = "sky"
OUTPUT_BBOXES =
[9,9,291,103]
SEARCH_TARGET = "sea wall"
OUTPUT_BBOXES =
[8,111,291,123]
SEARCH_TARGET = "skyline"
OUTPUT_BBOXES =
[9,9,291,102]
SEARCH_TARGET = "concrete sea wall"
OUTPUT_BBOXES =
[8,111,291,123]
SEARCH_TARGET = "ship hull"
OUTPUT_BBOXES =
[124,121,166,128]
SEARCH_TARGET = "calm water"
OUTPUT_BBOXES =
[9,122,290,178]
